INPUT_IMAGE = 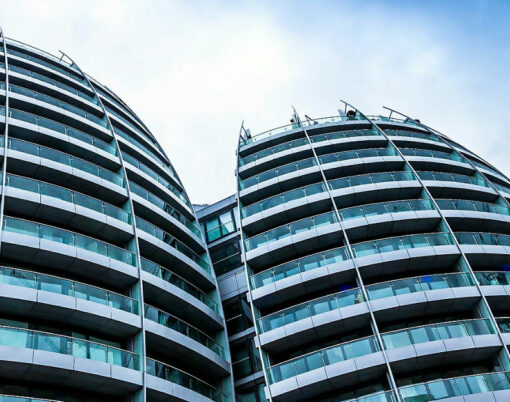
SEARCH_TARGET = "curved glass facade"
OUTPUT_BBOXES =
[0,36,232,402]
[236,109,510,402]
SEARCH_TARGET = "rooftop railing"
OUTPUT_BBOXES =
[239,114,366,147]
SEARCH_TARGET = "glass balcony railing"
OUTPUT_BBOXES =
[476,271,510,286]
[436,199,510,216]
[239,137,309,166]
[496,318,510,333]
[385,129,440,142]
[8,83,107,128]
[366,115,421,127]
[329,171,417,191]
[418,171,490,188]
[144,304,225,358]
[114,127,179,185]
[129,182,200,239]
[241,181,327,218]
[6,136,124,187]
[122,152,191,208]
[140,258,218,313]
[345,390,396,402]
[469,158,507,179]
[400,148,465,163]
[7,107,117,155]
[3,216,136,266]
[381,319,494,350]
[0,324,139,369]
[257,287,364,333]
[268,335,379,384]
[0,395,59,402]
[351,232,455,258]
[309,128,381,144]
[7,47,87,85]
[398,371,510,401]
[146,358,225,401]
[5,173,131,224]
[366,273,475,301]
[105,105,165,158]
[239,157,317,190]
[338,199,436,221]
[250,246,350,289]
[239,114,366,147]
[0,266,138,314]
[244,211,338,252]
[7,62,98,105]
[96,86,140,126]
[455,232,510,247]
[492,182,510,195]
[135,217,210,274]
[318,147,399,165]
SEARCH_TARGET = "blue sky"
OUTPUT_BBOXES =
[1,0,509,203]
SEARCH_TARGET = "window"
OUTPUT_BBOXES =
[202,209,236,243]
[224,295,253,335]
[209,239,243,276]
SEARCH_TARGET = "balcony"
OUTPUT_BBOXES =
[418,171,497,201]
[244,211,341,269]
[398,372,510,401]
[1,216,137,287]
[250,246,354,308]
[351,232,459,279]
[0,266,140,336]
[0,325,141,395]
[146,358,225,402]
[4,173,133,244]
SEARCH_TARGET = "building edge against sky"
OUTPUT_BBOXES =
[198,104,510,401]
[3,31,510,402]
[0,31,233,402]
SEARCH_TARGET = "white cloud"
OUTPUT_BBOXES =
[1,0,509,203]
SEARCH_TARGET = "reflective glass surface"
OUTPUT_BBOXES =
[0,266,138,313]
[2,216,136,266]
[0,325,139,369]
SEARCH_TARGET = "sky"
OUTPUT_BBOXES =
[1,0,510,204]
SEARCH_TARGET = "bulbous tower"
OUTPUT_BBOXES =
[0,33,232,401]
[236,106,510,401]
